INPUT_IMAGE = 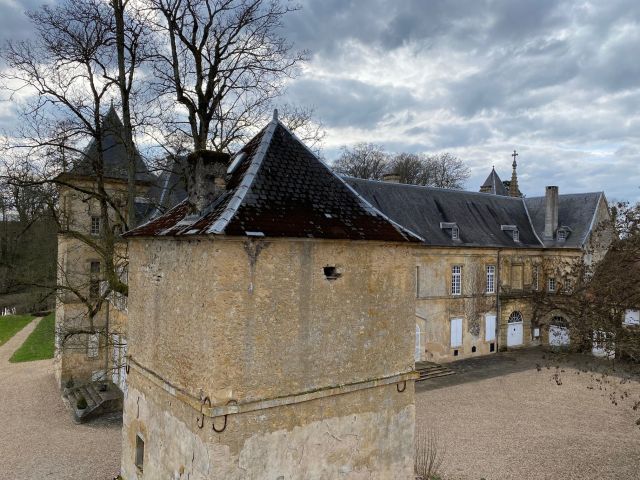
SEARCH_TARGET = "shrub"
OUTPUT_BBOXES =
[415,428,446,480]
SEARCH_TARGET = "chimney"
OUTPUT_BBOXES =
[382,173,401,183]
[186,150,230,212]
[544,186,559,239]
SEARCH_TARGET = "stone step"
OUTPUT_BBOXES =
[416,363,456,382]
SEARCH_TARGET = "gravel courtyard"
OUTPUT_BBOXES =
[2,319,640,479]
[0,318,121,480]
[415,349,640,480]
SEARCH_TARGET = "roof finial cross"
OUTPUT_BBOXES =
[511,149,518,167]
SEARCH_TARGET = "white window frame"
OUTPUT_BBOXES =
[486,265,495,294]
[512,229,519,242]
[452,226,459,240]
[557,230,567,242]
[90,216,101,236]
[451,265,462,296]
[548,277,556,293]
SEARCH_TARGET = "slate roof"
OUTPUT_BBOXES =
[525,192,604,248]
[480,167,509,196]
[344,178,543,248]
[65,107,155,184]
[145,159,188,217]
[125,118,422,243]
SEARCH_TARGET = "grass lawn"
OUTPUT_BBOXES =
[10,313,55,363]
[0,314,34,347]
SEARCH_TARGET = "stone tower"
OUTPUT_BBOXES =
[54,107,154,388]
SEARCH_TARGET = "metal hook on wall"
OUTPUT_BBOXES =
[212,399,237,433]
[125,356,130,374]
[197,396,211,429]
[396,380,407,393]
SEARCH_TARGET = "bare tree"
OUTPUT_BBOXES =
[332,143,389,180]
[424,153,470,189]
[1,0,130,370]
[388,153,427,185]
[532,232,640,363]
[109,0,154,227]
[145,0,307,152]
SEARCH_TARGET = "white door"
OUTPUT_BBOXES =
[485,314,496,342]
[415,325,421,362]
[450,318,463,347]
[507,311,524,347]
[507,322,523,346]
[549,326,570,346]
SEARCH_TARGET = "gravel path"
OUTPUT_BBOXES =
[0,317,121,480]
[415,351,640,480]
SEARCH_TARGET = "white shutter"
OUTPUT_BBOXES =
[451,318,463,347]
[87,333,99,358]
[624,309,639,325]
[485,314,496,341]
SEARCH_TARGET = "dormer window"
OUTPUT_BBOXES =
[440,222,460,241]
[556,226,571,242]
[501,225,519,242]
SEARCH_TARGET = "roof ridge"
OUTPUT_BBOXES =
[206,119,278,234]
[276,122,425,242]
[344,176,525,200]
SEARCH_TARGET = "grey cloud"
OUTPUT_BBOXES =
[284,77,419,129]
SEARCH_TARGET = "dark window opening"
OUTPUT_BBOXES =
[323,266,341,280]
[490,343,495,352]
[453,349,459,357]
[471,346,477,353]
[135,434,144,471]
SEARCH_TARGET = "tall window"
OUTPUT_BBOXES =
[547,277,556,293]
[486,265,495,293]
[451,265,462,295]
[532,266,539,290]
[89,261,101,300]
[512,229,520,242]
[90,216,101,236]
[415,266,420,298]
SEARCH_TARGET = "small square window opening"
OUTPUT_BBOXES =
[548,277,556,293]
[323,266,341,280]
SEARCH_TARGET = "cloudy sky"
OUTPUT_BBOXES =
[2,0,640,201]
[279,0,640,201]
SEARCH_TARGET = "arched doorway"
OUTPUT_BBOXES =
[507,311,524,347]
[415,324,421,362]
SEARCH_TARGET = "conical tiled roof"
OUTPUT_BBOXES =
[65,107,155,184]
[480,167,509,196]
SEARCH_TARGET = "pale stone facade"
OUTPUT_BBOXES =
[121,237,417,479]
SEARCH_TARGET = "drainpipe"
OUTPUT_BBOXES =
[104,300,110,383]
[496,249,501,351]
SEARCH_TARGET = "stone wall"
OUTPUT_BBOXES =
[414,247,584,362]
[121,236,417,478]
